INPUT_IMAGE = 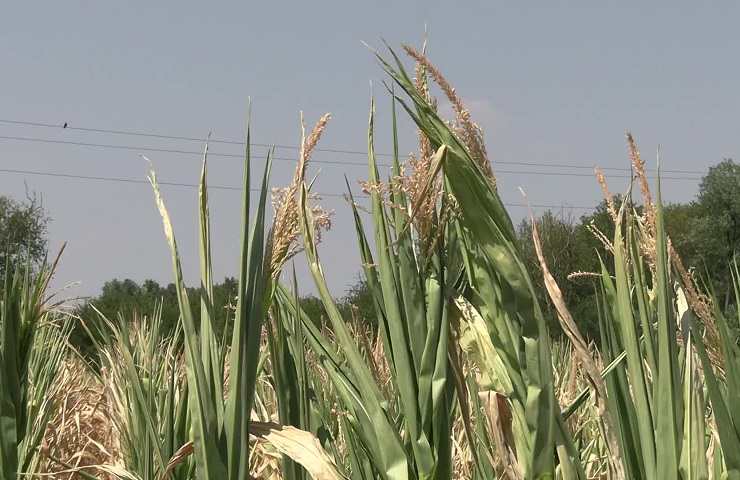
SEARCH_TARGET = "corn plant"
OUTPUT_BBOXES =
[84,305,193,480]
[249,110,337,480]
[150,119,342,480]
[583,156,718,479]
[287,92,459,479]
[148,115,279,478]
[272,281,379,479]
[267,270,314,480]
[375,45,588,479]
[13,39,735,480]
[274,43,597,479]
[692,259,740,479]
[0,252,71,477]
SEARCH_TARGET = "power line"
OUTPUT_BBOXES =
[0,135,360,166]
[0,117,707,175]
[0,167,336,196]
[0,134,702,181]
[0,118,393,157]
[0,167,597,210]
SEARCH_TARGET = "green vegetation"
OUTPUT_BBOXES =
[0,193,48,279]
[516,163,740,339]
[1,42,739,480]
[74,158,739,346]
[0,252,71,477]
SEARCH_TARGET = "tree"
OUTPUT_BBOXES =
[0,192,48,278]
[297,278,376,330]
[663,202,703,261]
[517,197,642,339]
[340,277,376,328]
[298,295,328,327]
[74,277,239,353]
[693,159,740,308]
[518,210,602,338]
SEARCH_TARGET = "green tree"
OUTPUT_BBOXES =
[76,274,376,351]
[693,159,740,308]
[517,158,740,339]
[298,295,327,326]
[516,196,649,339]
[340,277,376,328]
[663,202,703,260]
[74,277,239,353]
[518,210,602,338]
[0,193,48,278]
[297,277,376,329]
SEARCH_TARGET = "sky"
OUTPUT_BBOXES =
[1,1,738,300]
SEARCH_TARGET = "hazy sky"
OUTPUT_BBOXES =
[2,2,738,299]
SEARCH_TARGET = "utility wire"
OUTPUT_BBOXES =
[0,118,381,156]
[0,117,706,175]
[0,135,355,166]
[0,134,701,181]
[0,167,597,210]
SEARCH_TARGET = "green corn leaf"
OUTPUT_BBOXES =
[224,140,272,480]
[610,202,656,478]
[653,172,681,478]
[149,167,227,480]
[298,181,410,479]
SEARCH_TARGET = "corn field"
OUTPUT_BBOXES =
[2,43,739,480]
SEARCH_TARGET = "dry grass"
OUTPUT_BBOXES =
[40,358,117,479]
[38,352,289,479]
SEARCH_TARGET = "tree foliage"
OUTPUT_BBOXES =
[694,159,739,306]
[74,277,238,353]
[0,193,48,278]
[74,276,375,351]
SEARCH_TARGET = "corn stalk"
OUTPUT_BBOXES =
[0,251,71,477]
[376,45,585,479]
[84,305,193,480]
[150,119,342,480]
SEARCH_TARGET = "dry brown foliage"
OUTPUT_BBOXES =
[270,113,333,280]
[402,45,494,182]
[40,358,118,479]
